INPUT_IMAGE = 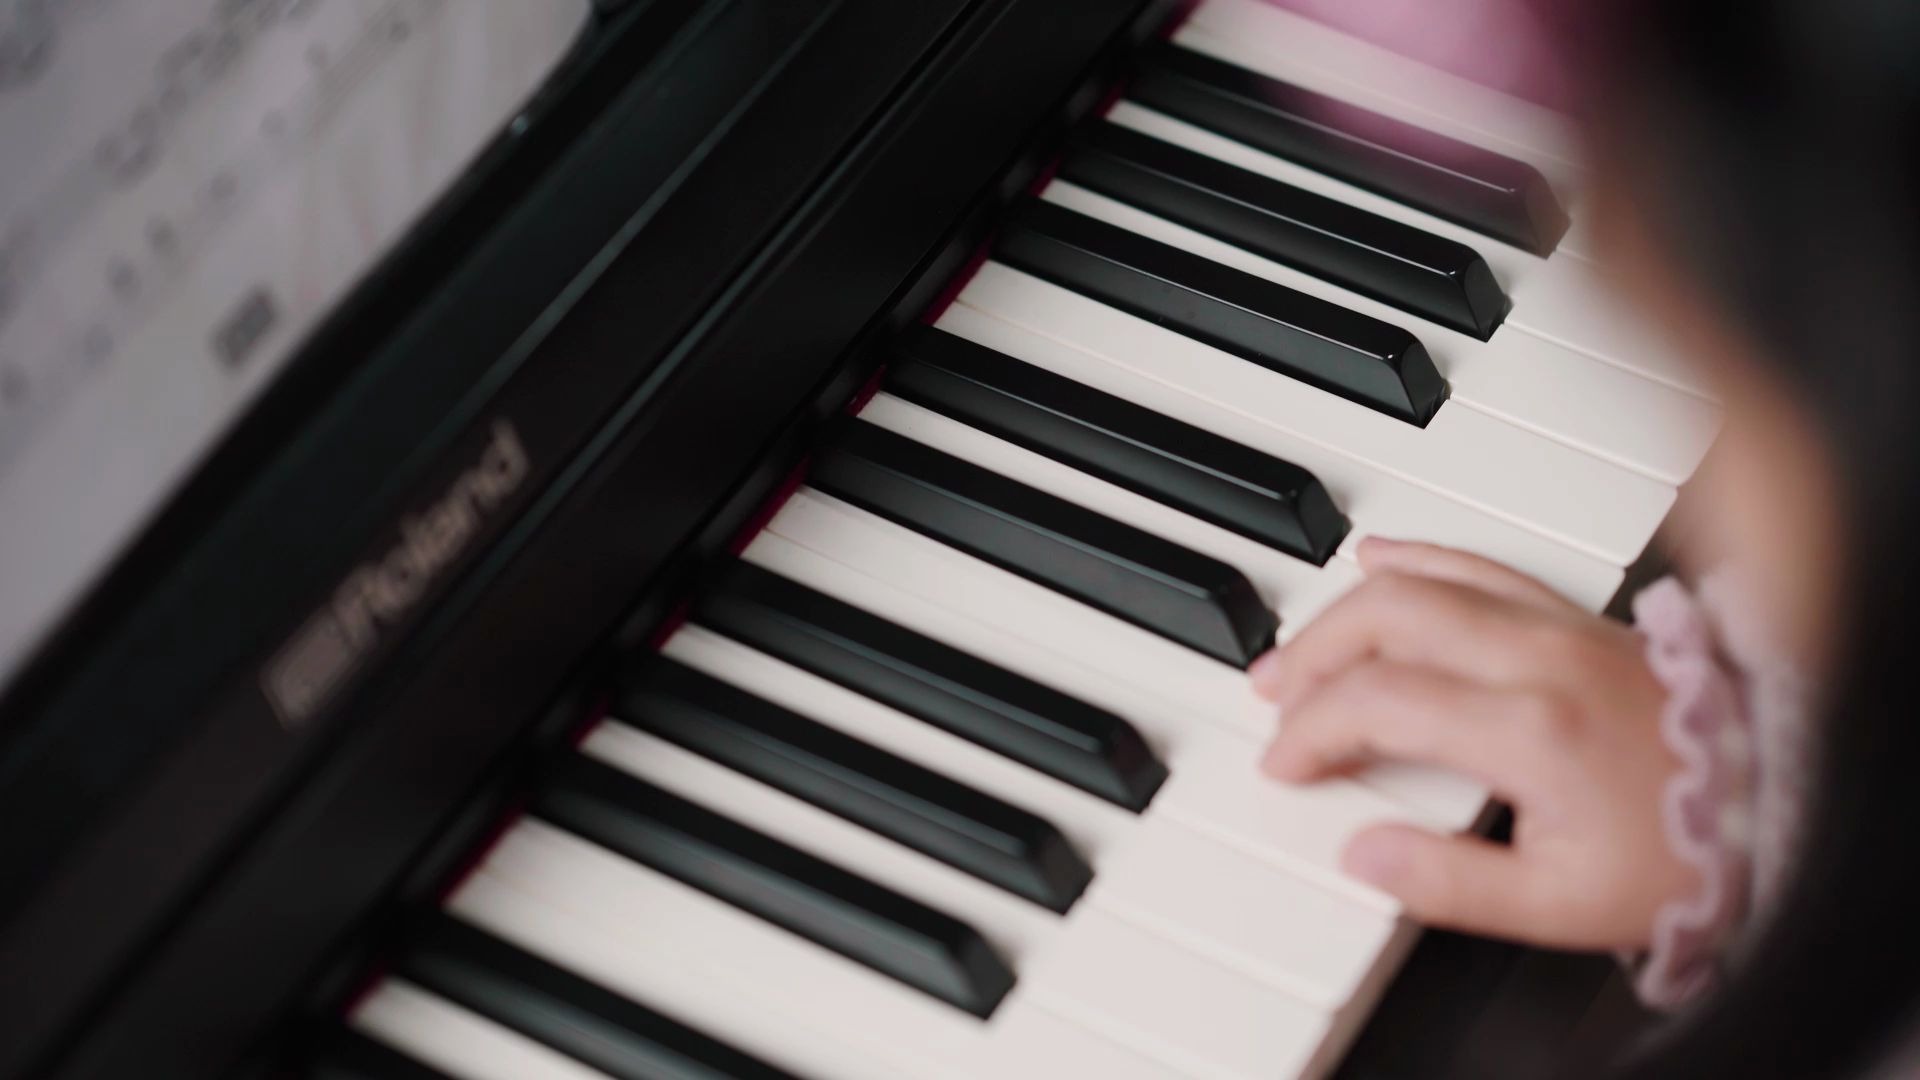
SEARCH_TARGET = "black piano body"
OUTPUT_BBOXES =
[0,2,1639,1077]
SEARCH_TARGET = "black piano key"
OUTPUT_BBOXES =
[812,419,1278,666]
[1130,45,1570,256]
[1061,120,1510,339]
[393,910,798,1068]
[305,1029,454,1080]
[996,198,1446,427]
[530,756,1015,1019]
[695,560,1168,810]
[615,658,1093,915]
[887,327,1350,564]
[392,913,802,1077]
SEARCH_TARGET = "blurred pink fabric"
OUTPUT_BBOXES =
[1255,0,1576,107]
[1627,574,1812,1010]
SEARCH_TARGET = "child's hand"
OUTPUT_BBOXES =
[1252,538,1695,952]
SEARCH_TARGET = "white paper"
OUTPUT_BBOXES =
[0,0,593,690]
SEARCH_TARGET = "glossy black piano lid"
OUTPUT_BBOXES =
[0,1,1184,1076]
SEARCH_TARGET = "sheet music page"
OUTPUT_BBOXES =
[0,0,592,691]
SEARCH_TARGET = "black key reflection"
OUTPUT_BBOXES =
[1061,120,1510,339]
[888,327,1350,564]
[696,559,1168,810]
[615,658,1094,915]
[1131,45,1569,256]
[812,419,1278,666]
[996,198,1447,427]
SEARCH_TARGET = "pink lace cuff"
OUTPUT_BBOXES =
[1624,577,1756,1010]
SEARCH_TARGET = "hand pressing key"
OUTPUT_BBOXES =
[1250,537,1696,952]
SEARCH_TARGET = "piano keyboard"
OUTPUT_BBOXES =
[316,3,1717,1077]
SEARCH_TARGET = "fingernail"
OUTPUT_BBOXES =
[1248,648,1283,692]
[1258,740,1286,777]
[1354,535,1399,567]
[1342,833,1405,890]
[1258,737,1300,781]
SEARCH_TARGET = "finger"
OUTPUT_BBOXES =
[1354,537,1575,613]
[1342,824,1563,944]
[1248,544,1560,696]
[1251,572,1549,712]
[1261,660,1560,803]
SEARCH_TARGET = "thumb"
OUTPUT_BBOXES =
[1342,824,1556,943]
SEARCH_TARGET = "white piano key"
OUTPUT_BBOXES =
[972,998,1196,1080]
[933,301,1624,611]
[1557,202,1603,264]
[583,718,1059,958]
[757,491,1472,851]
[1176,0,1593,274]
[655,625,1403,1007]
[1370,770,1488,837]
[926,303,1625,611]
[742,526,1202,755]
[462,821,1189,1080]
[661,625,1134,854]
[954,260,1672,567]
[1158,729,1433,896]
[1348,761,1496,835]
[1024,904,1330,1080]
[450,833,955,1080]
[562,725,1341,1079]
[1104,100,1714,398]
[741,526,1483,836]
[917,278,1620,857]
[1508,253,1719,400]
[817,400,1466,869]
[350,979,613,1080]
[766,489,1265,742]
[671,575,1408,889]
[1036,180,1717,486]
[971,999,1194,1080]
[850,396,1540,829]
[1176,0,1583,187]
[1089,813,1400,1002]
[858,392,1363,630]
